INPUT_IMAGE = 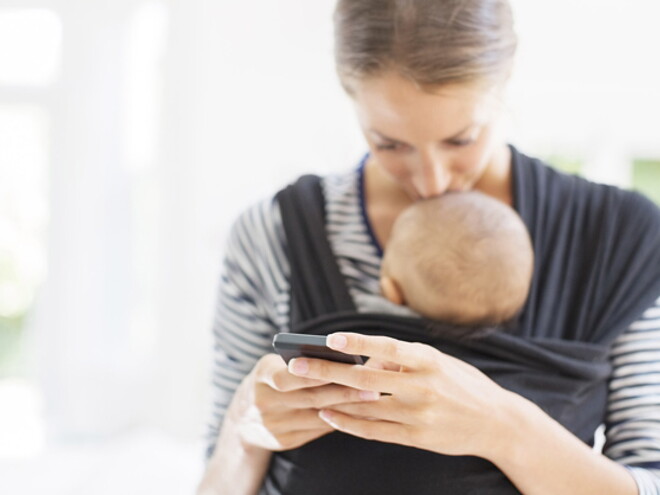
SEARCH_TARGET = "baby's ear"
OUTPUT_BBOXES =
[380,276,404,306]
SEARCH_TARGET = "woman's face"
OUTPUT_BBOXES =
[349,72,507,200]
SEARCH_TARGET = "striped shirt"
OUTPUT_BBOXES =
[207,167,660,493]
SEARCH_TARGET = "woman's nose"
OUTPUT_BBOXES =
[413,159,451,198]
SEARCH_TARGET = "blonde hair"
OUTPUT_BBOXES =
[334,0,517,90]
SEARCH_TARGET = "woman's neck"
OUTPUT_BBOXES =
[474,144,513,206]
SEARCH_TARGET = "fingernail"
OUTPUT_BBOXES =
[327,334,347,349]
[319,409,335,424]
[289,358,308,375]
[359,390,379,401]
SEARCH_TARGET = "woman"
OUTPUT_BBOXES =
[198,1,660,494]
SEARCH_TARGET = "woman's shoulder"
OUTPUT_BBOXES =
[321,167,362,194]
[223,195,289,281]
[228,195,282,241]
[226,167,363,256]
[512,146,660,234]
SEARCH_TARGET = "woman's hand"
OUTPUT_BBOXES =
[230,352,382,452]
[287,332,514,459]
[198,351,383,495]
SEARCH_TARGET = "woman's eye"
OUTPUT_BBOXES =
[447,138,475,147]
[376,142,404,151]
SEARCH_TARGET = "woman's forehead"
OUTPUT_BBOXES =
[350,73,498,138]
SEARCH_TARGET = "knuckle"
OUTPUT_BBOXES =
[270,370,292,392]
[411,381,434,400]
[303,388,323,408]
[255,353,279,376]
[277,432,299,451]
[262,353,280,365]
[303,385,341,409]
[355,369,378,391]
[383,338,400,361]
[253,390,270,411]
[418,344,439,368]
[417,404,436,426]
[343,387,358,403]
[316,359,332,377]
[276,439,291,451]
[405,425,420,446]
[261,414,287,440]
[411,342,431,361]
[353,335,368,355]
[261,416,277,433]
[360,423,378,441]
[410,342,427,355]
[270,373,284,391]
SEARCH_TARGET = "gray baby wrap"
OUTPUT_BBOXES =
[262,148,660,495]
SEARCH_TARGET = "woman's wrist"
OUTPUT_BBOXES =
[197,380,273,495]
[480,389,638,495]
[198,413,272,495]
[478,387,538,465]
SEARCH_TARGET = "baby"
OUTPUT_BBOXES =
[380,191,534,329]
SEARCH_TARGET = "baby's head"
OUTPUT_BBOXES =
[380,191,534,327]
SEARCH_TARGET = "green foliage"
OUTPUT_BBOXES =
[542,154,585,176]
[632,159,660,206]
[0,314,26,378]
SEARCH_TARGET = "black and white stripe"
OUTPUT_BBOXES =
[605,297,660,493]
[206,169,660,492]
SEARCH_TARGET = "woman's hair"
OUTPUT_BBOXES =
[334,0,517,90]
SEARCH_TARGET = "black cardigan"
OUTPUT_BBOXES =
[261,147,660,495]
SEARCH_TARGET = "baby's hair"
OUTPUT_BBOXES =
[383,191,534,326]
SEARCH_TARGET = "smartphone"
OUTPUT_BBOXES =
[272,333,365,365]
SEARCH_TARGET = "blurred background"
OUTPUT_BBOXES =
[0,0,658,493]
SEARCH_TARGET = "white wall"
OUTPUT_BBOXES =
[150,0,362,440]
[508,0,660,184]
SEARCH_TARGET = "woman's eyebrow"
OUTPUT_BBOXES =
[370,124,475,143]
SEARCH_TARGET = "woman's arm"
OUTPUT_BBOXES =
[202,199,286,459]
[198,351,384,494]
[198,200,381,494]
[487,296,660,495]
[288,333,642,495]
[603,295,660,494]
[198,199,282,494]
[197,398,273,495]
[198,354,336,495]
[488,390,638,495]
